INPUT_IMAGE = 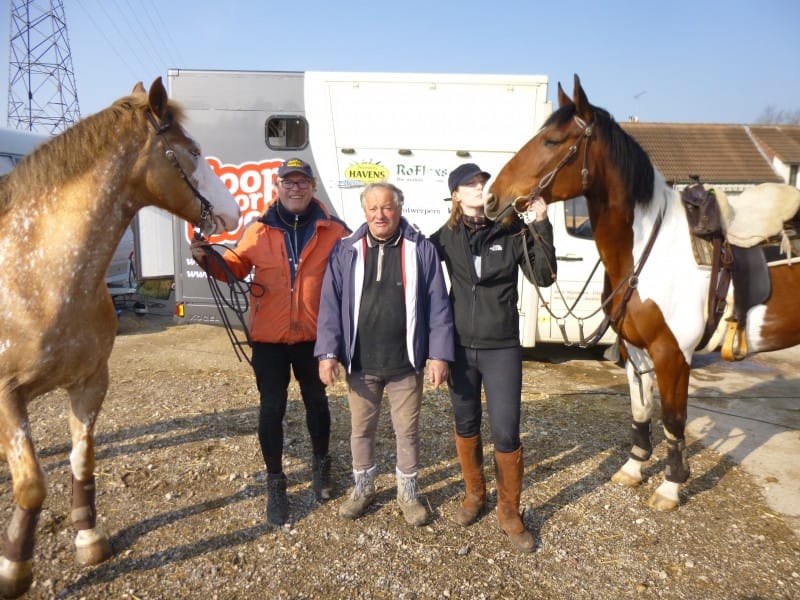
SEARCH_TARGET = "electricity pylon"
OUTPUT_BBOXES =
[7,0,80,133]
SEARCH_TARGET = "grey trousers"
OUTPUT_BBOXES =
[346,370,424,475]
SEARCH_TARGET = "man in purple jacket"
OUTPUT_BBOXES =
[316,182,454,526]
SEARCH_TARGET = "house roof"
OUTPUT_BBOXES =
[619,122,783,185]
[747,125,800,164]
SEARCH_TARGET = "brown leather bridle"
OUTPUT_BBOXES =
[145,109,217,235]
[493,115,594,222]
[508,113,666,350]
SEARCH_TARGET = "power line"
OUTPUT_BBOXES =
[111,0,168,72]
[139,0,184,67]
[91,0,153,75]
[72,0,140,81]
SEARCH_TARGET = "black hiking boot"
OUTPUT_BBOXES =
[266,472,288,526]
[312,454,332,501]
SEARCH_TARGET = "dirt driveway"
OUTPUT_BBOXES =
[5,311,799,599]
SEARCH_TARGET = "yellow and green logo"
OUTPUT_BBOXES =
[344,161,389,184]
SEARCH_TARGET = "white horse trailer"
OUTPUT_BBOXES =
[0,127,48,174]
[137,69,613,346]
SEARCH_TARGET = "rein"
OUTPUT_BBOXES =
[520,209,664,347]
[145,109,216,235]
[587,209,665,345]
[519,227,606,346]
[145,108,258,363]
[510,113,665,347]
[193,238,263,366]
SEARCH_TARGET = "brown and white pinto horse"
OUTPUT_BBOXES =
[0,78,239,597]
[486,75,800,513]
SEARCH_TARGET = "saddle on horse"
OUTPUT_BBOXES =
[681,177,800,360]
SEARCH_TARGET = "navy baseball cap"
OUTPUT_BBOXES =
[278,157,314,178]
[448,163,491,193]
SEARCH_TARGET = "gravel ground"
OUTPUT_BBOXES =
[3,311,798,599]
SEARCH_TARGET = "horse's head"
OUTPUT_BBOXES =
[485,74,597,223]
[135,77,240,236]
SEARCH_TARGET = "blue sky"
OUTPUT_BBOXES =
[1,0,799,127]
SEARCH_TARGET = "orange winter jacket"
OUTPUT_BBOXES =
[216,199,349,344]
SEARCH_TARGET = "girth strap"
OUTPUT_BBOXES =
[695,237,733,350]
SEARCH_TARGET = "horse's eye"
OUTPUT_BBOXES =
[189,147,201,157]
[543,138,562,147]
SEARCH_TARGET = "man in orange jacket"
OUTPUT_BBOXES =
[191,158,349,526]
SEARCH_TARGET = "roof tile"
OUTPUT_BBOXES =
[619,122,783,185]
[748,125,800,163]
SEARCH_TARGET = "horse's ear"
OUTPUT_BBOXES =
[557,82,571,108]
[131,81,146,95]
[572,74,593,120]
[148,76,169,119]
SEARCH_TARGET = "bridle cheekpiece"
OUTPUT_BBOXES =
[505,115,594,219]
[145,109,217,235]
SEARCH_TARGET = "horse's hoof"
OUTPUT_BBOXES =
[0,557,33,599]
[647,492,679,512]
[611,470,641,488]
[75,528,112,566]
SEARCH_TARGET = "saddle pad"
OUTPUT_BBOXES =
[726,184,800,247]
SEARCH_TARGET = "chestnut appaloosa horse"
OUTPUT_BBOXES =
[486,74,800,514]
[0,78,240,597]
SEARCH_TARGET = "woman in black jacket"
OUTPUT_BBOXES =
[430,163,556,553]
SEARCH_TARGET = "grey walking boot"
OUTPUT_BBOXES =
[396,469,429,526]
[338,466,377,520]
[312,454,332,501]
[266,472,289,526]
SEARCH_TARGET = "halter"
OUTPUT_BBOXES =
[494,115,594,223]
[145,109,217,235]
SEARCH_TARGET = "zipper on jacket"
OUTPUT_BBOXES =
[468,283,478,347]
[463,226,480,348]
[289,218,320,332]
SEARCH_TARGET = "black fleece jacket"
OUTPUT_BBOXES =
[430,217,556,349]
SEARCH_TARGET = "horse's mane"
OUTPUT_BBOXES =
[0,92,185,214]
[544,103,655,208]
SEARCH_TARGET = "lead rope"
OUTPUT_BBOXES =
[520,208,665,347]
[193,232,264,365]
[520,223,617,346]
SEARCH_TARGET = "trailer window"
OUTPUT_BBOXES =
[564,196,593,239]
[265,116,308,150]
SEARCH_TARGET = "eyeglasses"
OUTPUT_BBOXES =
[281,179,311,190]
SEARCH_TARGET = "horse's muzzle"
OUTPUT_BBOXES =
[484,193,501,220]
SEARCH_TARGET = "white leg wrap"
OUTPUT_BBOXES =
[655,480,680,504]
[619,458,643,482]
[75,526,107,549]
[626,346,656,423]
[0,556,31,580]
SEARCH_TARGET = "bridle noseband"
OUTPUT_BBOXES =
[495,115,594,222]
[145,109,217,235]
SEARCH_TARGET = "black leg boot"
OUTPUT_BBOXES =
[267,472,288,526]
[312,454,332,501]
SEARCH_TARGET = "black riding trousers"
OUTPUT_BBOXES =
[251,341,330,473]
[447,344,522,453]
